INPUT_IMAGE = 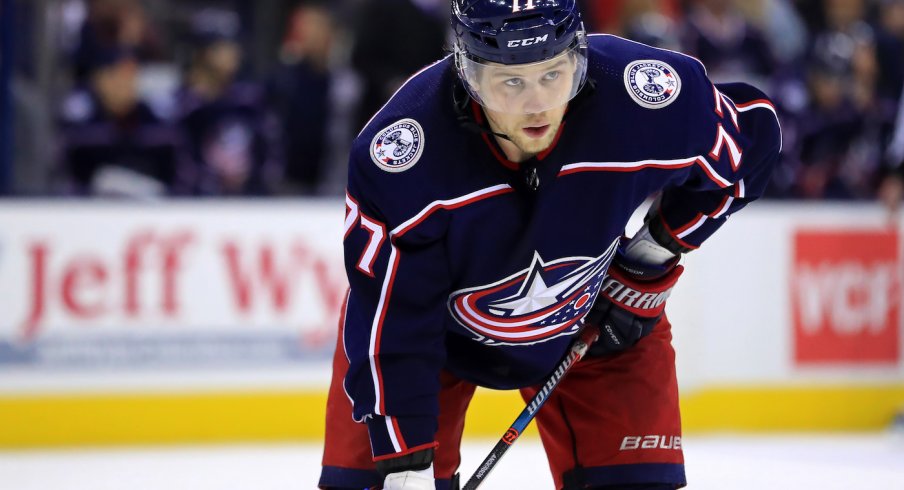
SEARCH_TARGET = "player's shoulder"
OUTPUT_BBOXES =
[351,55,455,165]
[577,35,780,162]
[348,56,468,226]
[577,35,719,159]
[587,34,712,114]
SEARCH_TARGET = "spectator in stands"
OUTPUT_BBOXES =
[876,0,904,212]
[349,0,447,131]
[621,0,683,51]
[57,47,185,197]
[268,2,335,195]
[577,0,682,38]
[874,0,904,153]
[757,0,809,65]
[766,0,883,199]
[176,8,283,196]
[577,0,628,34]
[872,0,904,213]
[875,0,904,103]
[792,54,873,198]
[681,0,778,87]
[879,86,904,213]
[790,0,882,199]
[73,0,163,83]
[816,0,878,109]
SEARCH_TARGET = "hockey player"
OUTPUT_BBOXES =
[321,1,781,489]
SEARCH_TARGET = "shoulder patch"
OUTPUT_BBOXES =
[370,118,425,173]
[623,60,682,109]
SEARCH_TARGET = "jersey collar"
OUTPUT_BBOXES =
[469,100,567,170]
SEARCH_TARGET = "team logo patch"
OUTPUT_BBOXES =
[370,118,425,172]
[624,60,681,109]
[448,239,619,346]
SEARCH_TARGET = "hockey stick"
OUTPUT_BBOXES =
[453,326,600,490]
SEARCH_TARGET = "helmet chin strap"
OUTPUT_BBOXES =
[482,121,514,143]
[460,116,514,142]
[479,124,514,143]
[452,81,514,142]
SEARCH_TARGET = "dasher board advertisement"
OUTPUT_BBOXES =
[0,201,347,388]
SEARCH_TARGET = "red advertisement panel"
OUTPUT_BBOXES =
[792,230,900,364]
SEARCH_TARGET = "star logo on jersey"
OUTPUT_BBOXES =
[624,60,682,109]
[370,118,425,173]
[448,239,619,346]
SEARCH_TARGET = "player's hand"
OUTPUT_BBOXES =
[585,252,683,355]
[382,468,434,489]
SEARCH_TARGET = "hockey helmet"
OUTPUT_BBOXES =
[452,0,589,114]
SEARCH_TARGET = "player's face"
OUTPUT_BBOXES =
[462,49,582,159]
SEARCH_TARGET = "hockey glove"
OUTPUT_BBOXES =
[376,448,434,490]
[585,248,683,355]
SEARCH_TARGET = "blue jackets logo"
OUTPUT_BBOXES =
[370,118,425,172]
[624,60,681,109]
[448,240,618,345]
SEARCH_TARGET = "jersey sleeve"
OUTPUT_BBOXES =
[341,150,450,462]
[654,71,783,251]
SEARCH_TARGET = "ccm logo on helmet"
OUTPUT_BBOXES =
[507,34,548,48]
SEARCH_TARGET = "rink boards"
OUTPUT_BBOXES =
[0,200,902,447]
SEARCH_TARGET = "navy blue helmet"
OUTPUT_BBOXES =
[452,0,589,114]
[452,0,585,64]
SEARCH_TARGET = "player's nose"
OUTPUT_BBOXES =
[520,83,551,114]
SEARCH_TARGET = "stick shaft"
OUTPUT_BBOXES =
[461,328,599,490]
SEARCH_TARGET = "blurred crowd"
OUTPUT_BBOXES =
[5,0,904,200]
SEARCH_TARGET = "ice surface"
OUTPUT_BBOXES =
[1,434,902,489]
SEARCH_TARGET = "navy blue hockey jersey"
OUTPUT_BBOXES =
[341,34,782,460]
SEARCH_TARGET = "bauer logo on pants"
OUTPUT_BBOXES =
[791,230,901,365]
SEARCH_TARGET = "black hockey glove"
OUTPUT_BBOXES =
[584,249,683,356]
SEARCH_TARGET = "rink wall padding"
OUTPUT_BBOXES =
[2,385,904,447]
[0,388,531,448]
[2,201,904,447]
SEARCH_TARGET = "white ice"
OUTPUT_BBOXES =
[1,434,903,489]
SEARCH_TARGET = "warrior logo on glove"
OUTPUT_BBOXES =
[585,247,685,355]
[449,239,618,346]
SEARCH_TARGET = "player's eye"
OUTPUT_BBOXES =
[542,71,561,82]
[504,78,524,88]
